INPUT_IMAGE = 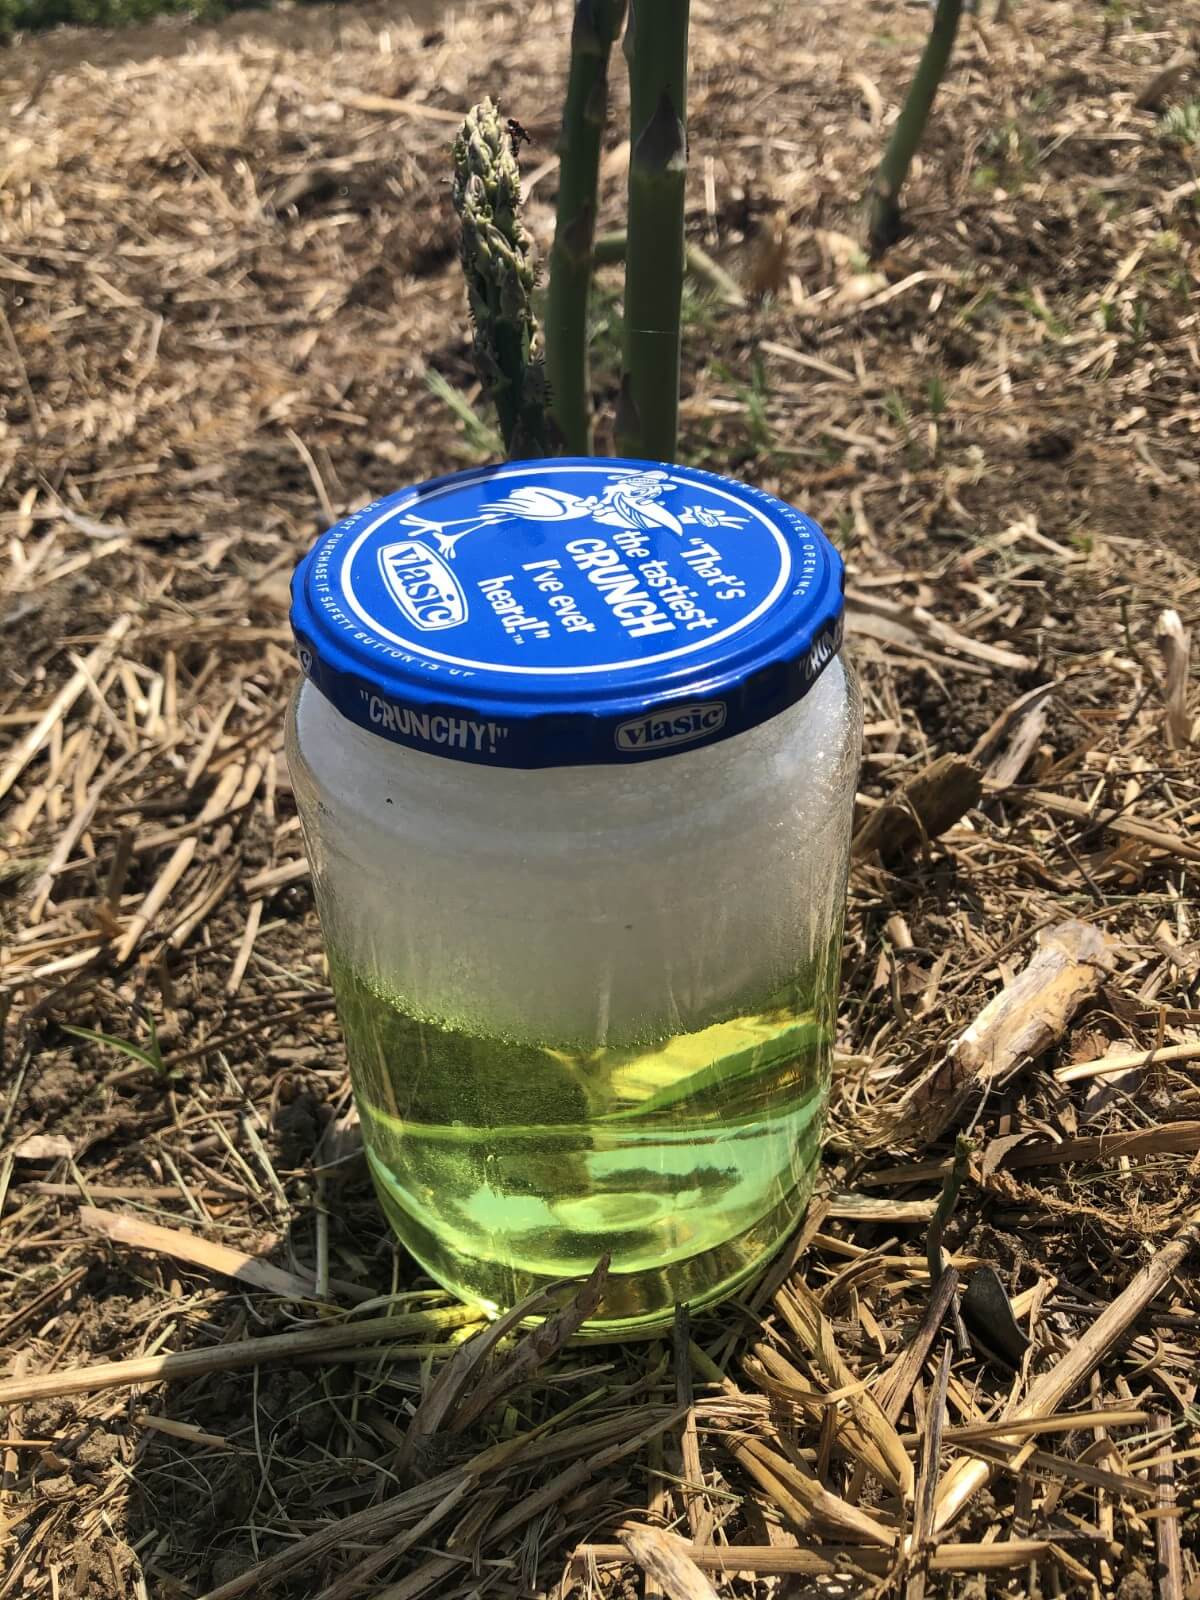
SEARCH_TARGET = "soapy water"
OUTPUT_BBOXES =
[332,961,833,1333]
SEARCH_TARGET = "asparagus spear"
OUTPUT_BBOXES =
[452,99,549,458]
[616,0,691,463]
[865,0,965,257]
[546,0,627,454]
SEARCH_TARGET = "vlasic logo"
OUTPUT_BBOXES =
[615,701,727,753]
[378,541,468,631]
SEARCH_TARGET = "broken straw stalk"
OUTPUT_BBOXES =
[931,1217,1199,1531]
[0,1307,483,1407]
[575,1537,1104,1577]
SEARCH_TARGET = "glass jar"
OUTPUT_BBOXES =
[287,459,860,1336]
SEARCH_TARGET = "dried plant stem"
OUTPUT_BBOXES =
[575,1540,1088,1576]
[78,1205,369,1303]
[0,1306,482,1408]
[308,1480,473,1600]
[932,1219,1199,1533]
[0,617,132,804]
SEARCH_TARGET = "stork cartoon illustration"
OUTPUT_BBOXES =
[398,471,686,560]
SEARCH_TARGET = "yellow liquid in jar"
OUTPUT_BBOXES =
[333,963,832,1334]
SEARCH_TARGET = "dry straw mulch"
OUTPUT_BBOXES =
[1,0,1199,1595]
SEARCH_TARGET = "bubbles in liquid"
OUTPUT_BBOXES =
[332,960,834,1333]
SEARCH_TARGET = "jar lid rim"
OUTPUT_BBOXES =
[289,457,845,767]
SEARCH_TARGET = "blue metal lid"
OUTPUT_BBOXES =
[290,458,844,767]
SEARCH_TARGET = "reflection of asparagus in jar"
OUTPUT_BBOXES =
[551,1002,826,1124]
[328,954,834,1298]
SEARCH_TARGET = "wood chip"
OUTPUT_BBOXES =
[12,1134,74,1162]
[619,1525,721,1600]
[852,753,983,864]
[1002,1121,1200,1170]
[897,920,1115,1140]
[1156,609,1193,749]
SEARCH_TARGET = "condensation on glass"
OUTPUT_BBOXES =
[287,459,861,1335]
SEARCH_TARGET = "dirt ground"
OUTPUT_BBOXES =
[2,0,1199,1595]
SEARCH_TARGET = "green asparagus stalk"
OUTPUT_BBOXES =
[546,0,627,455]
[865,0,964,258]
[452,99,549,458]
[616,0,691,462]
